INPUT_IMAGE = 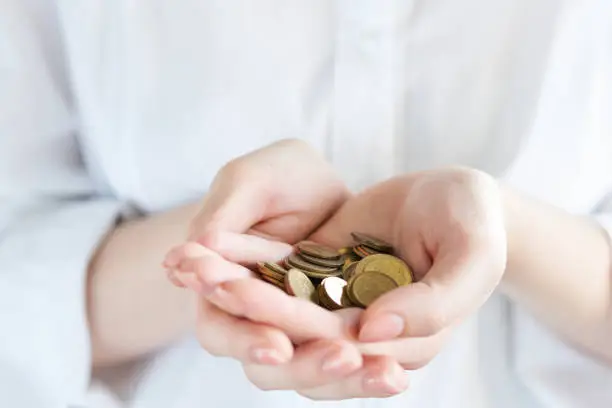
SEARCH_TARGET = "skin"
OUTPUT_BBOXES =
[89,139,612,400]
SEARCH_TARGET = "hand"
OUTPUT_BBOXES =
[309,166,507,366]
[164,140,410,399]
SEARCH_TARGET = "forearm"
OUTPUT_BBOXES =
[87,202,201,367]
[501,185,612,359]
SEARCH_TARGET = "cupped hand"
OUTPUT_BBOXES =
[309,167,507,365]
[163,139,409,399]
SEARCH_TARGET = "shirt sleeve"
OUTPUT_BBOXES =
[0,3,125,407]
[508,3,612,406]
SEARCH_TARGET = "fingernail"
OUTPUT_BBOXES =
[209,284,244,315]
[359,313,405,342]
[363,371,404,395]
[321,345,359,374]
[250,347,287,365]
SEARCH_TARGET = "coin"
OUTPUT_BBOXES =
[257,262,288,281]
[285,268,319,304]
[359,245,380,256]
[341,287,357,308]
[299,252,345,268]
[318,277,347,311]
[354,254,413,286]
[342,262,359,280]
[296,241,341,260]
[338,247,353,255]
[348,271,398,307]
[254,235,411,311]
[351,232,394,253]
[286,254,340,275]
[260,274,286,289]
[353,245,375,258]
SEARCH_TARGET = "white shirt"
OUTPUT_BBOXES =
[1,1,611,407]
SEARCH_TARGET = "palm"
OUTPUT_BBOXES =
[310,168,506,349]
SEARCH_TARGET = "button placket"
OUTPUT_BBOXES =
[331,0,410,192]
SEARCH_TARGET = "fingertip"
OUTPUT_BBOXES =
[362,357,409,396]
[163,242,212,268]
[358,313,406,343]
[360,282,450,338]
[321,340,363,375]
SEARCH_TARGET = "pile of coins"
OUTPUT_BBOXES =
[256,232,414,310]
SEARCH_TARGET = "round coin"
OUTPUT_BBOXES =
[299,252,345,268]
[285,268,319,304]
[257,262,287,280]
[320,277,347,310]
[353,245,373,258]
[286,254,340,275]
[262,262,289,275]
[351,232,394,253]
[356,244,379,256]
[296,241,341,260]
[260,274,286,289]
[354,254,414,286]
[338,247,353,255]
[342,262,359,280]
[348,271,398,307]
[341,288,358,308]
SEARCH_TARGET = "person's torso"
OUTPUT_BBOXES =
[52,1,611,407]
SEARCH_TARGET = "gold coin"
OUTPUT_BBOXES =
[352,245,369,258]
[348,271,398,307]
[338,247,353,255]
[260,274,286,289]
[257,262,288,281]
[340,286,360,308]
[351,232,394,253]
[342,262,359,280]
[286,254,340,275]
[343,251,361,266]
[299,252,345,268]
[359,245,380,256]
[354,254,413,287]
[296,241,341,260]
[319,277,347,311]
[285,268,319,304]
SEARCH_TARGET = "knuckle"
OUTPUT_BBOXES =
[197,230,223,251]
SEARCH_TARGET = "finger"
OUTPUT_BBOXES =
[177,252,254,293]
[165,268,187,288]
[190,170,266,238]
[359,244,503,341]
[207,278,350,343]
[308,177,409,249]
[356,329,450,370]
[197,300,293,365]
[198,231,292,265]
[163,242,211,268]
[243,339,362,390]
[298,356,409,401]
[190,139,350,242]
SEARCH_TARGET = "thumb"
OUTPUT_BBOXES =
[189,170,267,241]
[357,242,504,342]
